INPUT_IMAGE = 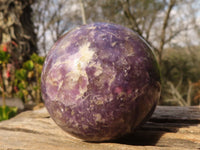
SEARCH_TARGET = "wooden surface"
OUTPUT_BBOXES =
[0,106,200,150]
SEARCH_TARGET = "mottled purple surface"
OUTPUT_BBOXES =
[41,22,161,141]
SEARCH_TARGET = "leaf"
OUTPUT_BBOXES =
[36,64,43,74]
[0,51,10,63]
[17,91,24,99]
[23,60,34,71]
[15,69,27,81]
[18,82,26,89]
[33,86,39,90]
[0,106,18,121]
[31,53,44,64]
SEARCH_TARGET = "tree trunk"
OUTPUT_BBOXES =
[158,0,176,65]
[80,0,86,24]
[0,0,37,68]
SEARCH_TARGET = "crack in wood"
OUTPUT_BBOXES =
[0,127,42,135]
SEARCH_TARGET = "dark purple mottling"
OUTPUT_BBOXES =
[41,22,161,142]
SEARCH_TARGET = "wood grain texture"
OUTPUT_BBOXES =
[0,106,200,150]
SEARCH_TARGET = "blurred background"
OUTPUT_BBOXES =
[0,0,200,120]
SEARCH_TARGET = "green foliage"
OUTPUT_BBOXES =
[14,53,44,103]
[160,47,200,105]
[23,60,34,71]
[0,105,18,121]
[162,48,200,84]
[0,51,10,64]
[31,53,44,65]
[15,69,28,81]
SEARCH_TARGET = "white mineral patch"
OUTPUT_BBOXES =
[53,110,65,125]
[108,72,116,87]
[93,62,103,76]
[57,79,63,91]
[95,99,104,105]
[111,41,117,47]
[64,43,94,102]
[61,41,70,49]
[65,42,94,83]
[82,124,88,130]
[94,113,102,122]
[79,43,94,63]
[88,26,97,30]
[47,42,95,105]
[48,65,63,82]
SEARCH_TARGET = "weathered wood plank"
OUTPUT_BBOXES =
[0,106,199,150]
[151,106,200,122]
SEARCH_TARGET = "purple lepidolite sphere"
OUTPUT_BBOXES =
[41,22,161,142]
